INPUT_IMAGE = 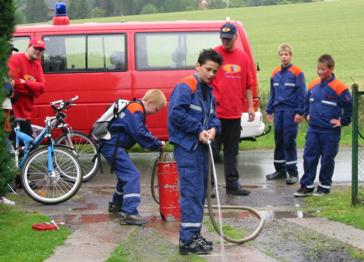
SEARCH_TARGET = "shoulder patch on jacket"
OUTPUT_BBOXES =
[127,102,144,114]
[308,78,321,90]
[180,76,198,93]
[271,66,281,78]
[288,65,302,76]
[328,79,347,95]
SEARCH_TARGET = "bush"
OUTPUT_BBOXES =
[0,0,16,196]
[140,4,159,14]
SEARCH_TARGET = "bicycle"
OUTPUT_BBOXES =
[14,115,82,204]
[32,97,100,182]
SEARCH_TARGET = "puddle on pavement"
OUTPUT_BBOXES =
[262,210,313,219]
[71,202,98,211]
[51,213,114,225]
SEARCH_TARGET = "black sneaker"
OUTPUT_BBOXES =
[119,212,147,226]
[196,233,213,247]
[179,234,213,255]
[266,171,286,180]
[226,187,251,196]
[294,185,314,197]
[313,187,330,197]
[108,201,122,213]
[286,174,299,185]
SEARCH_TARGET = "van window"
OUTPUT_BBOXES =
[135,32,220,70]
[12,36,30,53]
[42,34,126,73]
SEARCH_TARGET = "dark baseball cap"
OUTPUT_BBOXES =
[220,23,237,39]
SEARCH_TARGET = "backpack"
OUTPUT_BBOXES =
[91,98,130,142]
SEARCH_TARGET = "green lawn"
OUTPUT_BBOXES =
[0,205,71,262]
[70,0,364,149]
[304,187,364,230]
[73,0,364,91]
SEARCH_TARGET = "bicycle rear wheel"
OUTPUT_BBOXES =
[22,146,82,204]
[56,131,99,182]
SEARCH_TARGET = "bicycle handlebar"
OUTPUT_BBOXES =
[50,96,79,111]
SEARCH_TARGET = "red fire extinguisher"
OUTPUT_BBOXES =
[155,153,180,222]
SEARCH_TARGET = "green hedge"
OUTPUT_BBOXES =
[0,0,16,196]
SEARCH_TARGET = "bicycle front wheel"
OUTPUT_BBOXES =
[56,131,99,182]
[22,146,82,204]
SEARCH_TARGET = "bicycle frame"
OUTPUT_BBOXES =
[15,116,56,170]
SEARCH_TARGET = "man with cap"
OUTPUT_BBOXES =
[212,22,255,196]
[8,39,46,138]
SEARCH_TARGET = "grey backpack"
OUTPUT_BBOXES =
[91,98,130,142]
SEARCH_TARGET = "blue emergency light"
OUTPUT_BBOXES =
[55,2,67,16]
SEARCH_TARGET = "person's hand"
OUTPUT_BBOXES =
[199,130,209,144]
[306,115,310,121]
[294,114,303,124]
[160,141,166,148]
[20,79,26,84]
[266,114,273,123]
[248,107,255,122]
[330,118,341,128]
[207,128,216,141]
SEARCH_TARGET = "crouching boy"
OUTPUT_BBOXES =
[168,49,222,255]
[294,54,352,197]
[103,89,167,225]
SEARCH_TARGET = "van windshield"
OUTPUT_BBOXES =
[135,32,220,71]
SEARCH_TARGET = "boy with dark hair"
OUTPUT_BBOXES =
[104,89,167,225]
[266,43,306,184]
[168,48,222,255]
[294,54,352,197]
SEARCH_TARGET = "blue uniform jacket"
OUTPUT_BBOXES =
[105,100,161,150]
[305,75,352,131]
[168,75,221,151]
[266,64,306,115]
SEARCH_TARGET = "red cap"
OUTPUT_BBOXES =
[29,39,46,50]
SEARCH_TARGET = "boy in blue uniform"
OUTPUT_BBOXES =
[294,54,352,197]
[103,89,167,225]
[168,49,222,255]
[266,43,306,184]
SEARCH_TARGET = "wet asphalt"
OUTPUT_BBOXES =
[12,147,363,262]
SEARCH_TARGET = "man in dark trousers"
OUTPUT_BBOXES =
[213,22,255,195]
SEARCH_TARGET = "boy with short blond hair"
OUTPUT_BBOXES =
[295,54,352,197]
[266,43,306,184]
[103,89,166,225]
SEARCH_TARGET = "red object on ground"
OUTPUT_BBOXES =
[32,223,58,231]
[157,160,181,222]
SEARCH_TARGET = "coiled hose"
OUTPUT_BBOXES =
[150,145,264,244]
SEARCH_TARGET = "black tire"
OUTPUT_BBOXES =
[21,146,82,204]
[56,131,99,182]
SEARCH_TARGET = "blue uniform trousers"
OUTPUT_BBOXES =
[101,144,141,215]
[273,110,299,175]
[300,128,340,192]
[174,144,208,244]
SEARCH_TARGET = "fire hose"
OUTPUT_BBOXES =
[150,142,264,244]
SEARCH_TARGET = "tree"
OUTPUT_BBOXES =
[69,0,89,19]
[0,0,16,197]
[24,0,48,23]
[140,3,159,14]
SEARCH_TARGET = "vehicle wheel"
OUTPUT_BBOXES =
[21,146,82,204]
[56,131,99,182]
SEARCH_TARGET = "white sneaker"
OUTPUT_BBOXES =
[0,197,15,205]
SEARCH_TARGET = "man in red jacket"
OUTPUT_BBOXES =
[213,22,255,195]
[8,39,46,137]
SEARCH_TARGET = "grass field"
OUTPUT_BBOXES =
[0,205,71,262]
[73,0,364,93]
